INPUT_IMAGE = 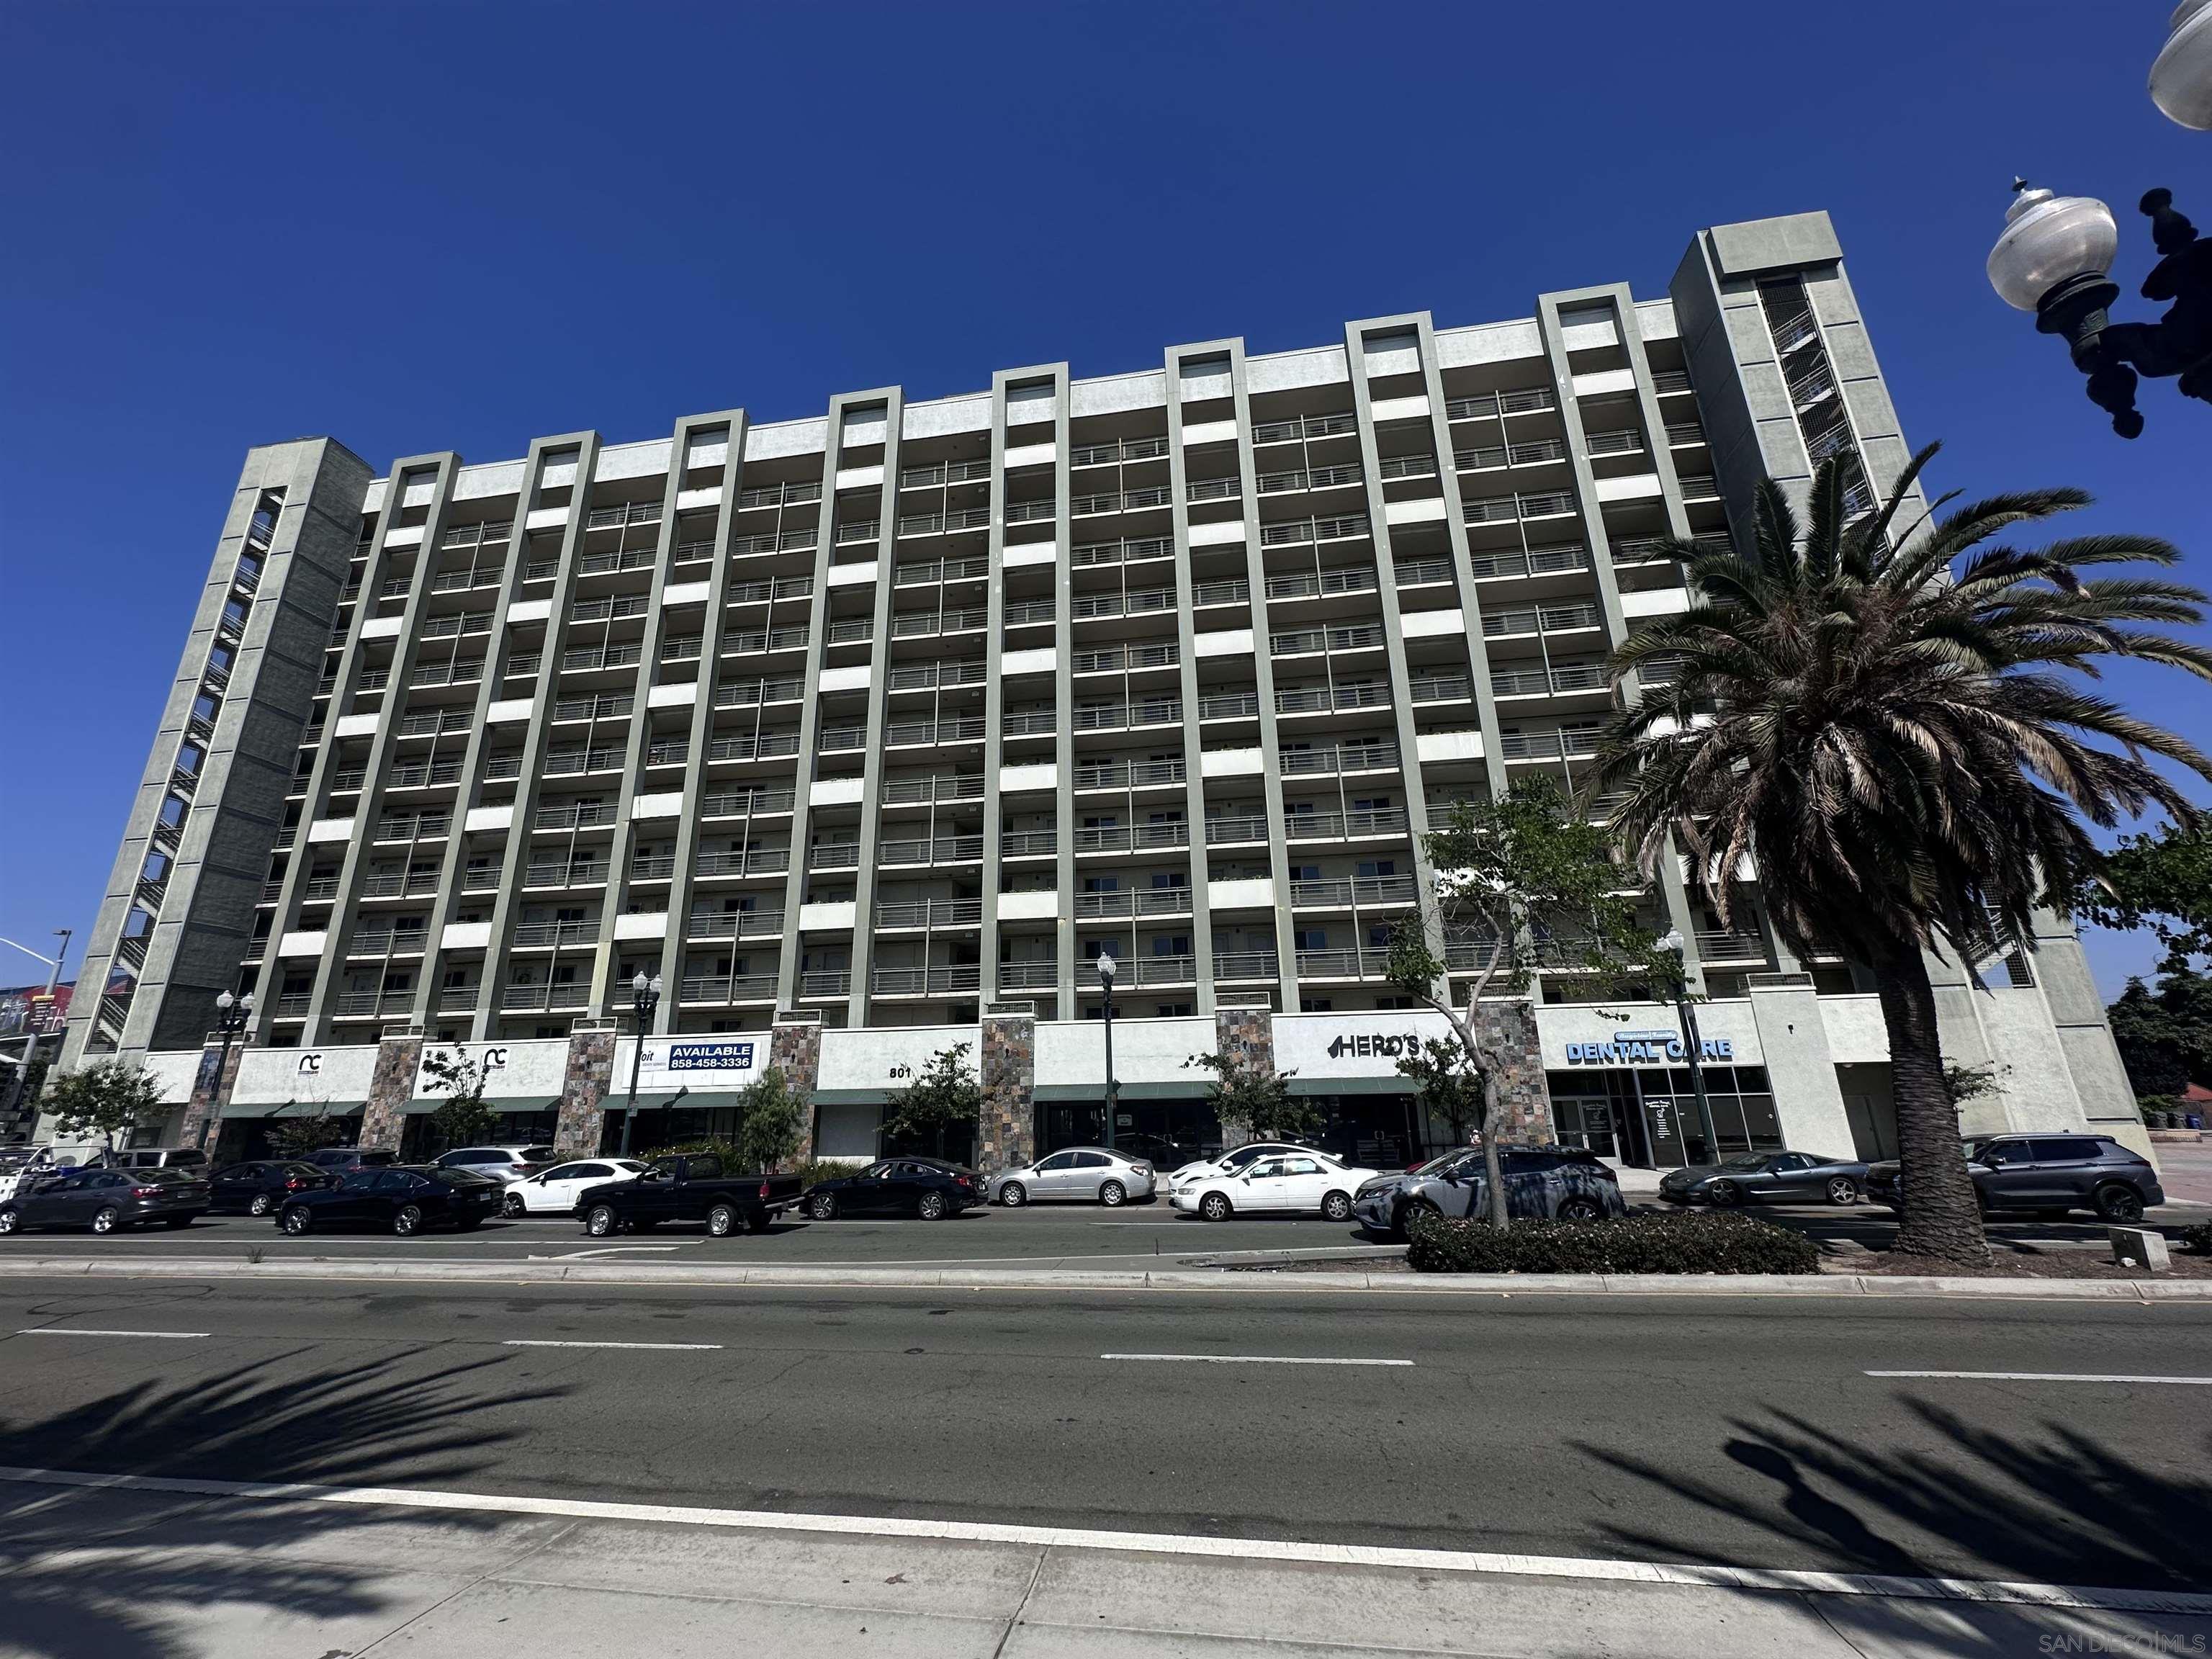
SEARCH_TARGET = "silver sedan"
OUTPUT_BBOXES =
[987,1147,1157,1207]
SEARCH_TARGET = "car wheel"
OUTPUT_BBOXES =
[707,1203,738,1238]
[1394,1198,1439,1239]
[2093,1184,2146,1225]
[91,1206,122,1235]
[1557,1198,1603,1221]
[0,1208,19,1236]
[1321,1191,1353,1223]
[503,1194,527,1218]
[1706,1180,1742,1208]
[392,1205,424,1238]
[248,1193,274,1217]
[998,1182,1027,1209]
[1098,1180,1126,1208]
[809,1193,838,1220]
[280,1205,312,1235]
[1200,1192,1233,1222]
[1825,1175,1859,1206]
[584,1205,620,1238]
[918,1191,947,1221]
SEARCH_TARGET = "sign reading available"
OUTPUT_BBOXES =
[632,1037,762,1091]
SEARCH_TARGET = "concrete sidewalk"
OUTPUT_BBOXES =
[4,1474,2208,1659]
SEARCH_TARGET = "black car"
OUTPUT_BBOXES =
[1867,1133,2165,1223]
[208,1160,335,1215]
[277,1166,504,1236]
[1658,1151,1871,1208]
[300,1146,398,1173]
[804,1156,979,1220]
[0,1166,211,1235]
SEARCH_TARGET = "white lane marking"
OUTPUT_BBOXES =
[1101,1353,1411,1367]
[1,1466,2203,1615]
[526,1247,686,1261]
[503,1339,722,1351]
[1867,1370,2212,1386]
[14,1328,208,1340]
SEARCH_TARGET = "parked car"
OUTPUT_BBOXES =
[1659,1151,1870,1208]
[575,1153,804,1238]
[804,1156,979,1220]
[502,1157,650,1216]
[208,1159,336,1215]
[0,1166,211,1235]
[435,1145,556,1184]
[1170,1150,1382,1223]
[1353,1145,1624,1238]
[112,1147,211,1172]
[1866,1133,2165,1223]
[300,1146,398,1173]
[987,1147,1156,1207]
[278,1166,505,1236]
[1166,1141,1323,1192]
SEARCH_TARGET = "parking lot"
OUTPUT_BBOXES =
[0,1184,2203,1267]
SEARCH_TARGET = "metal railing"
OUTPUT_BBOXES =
[521,860,609,887]
[1284,807,1411,840]
[1446,387,1557,421]
[736,480,822,510]
[998,961,1059,989]
[1073,889,1192,920]
[1258,513,1370,547]
[1289,874,1418,908]
[1072,758,1185,789]
[679,974,778,1004]
[1069,435,1169,465]
[1491,663,1607,697]
[1071,536,1174,568]
[1251,411,1358,444]
[512,920,598,948]
[999,831,1058,858]
[699,787,796,817]
[694,849,792,878]
[876,898,983,929]
[684,908,785,939]
[714,678,804,709]
[1482,603,1602,638]
[881,773,985,805]
[1278,741,1399,776]
[1496,727,1602,761]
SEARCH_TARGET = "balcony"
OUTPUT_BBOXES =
[1582,429,1644,459]
[1190,577,1251,606]
[335,990,416,1019]
[1133,955,1197,987]
[694,849,791,878]
[679,974,778,1004]
[685,908,785,939]
[877,898,982,929]
[512,920,599,948]
[1284,807,1411,840]
[1251,412,1358,444]
[553,695,633,721]
[729,529,817,557]
[809,843,863,871]
[1289,874,1418,909]
[997,961,1059,990]
[1445,387,1557,421]
[1293,948,1395,981]
[1203,813,1269,846]
[704,733,802,763]
[1457,438,1569,469]
[870,965,982,997]
[1496,727,1601,762]
[1256,467,1367,496]
[1072,643,1179,674]
[1483,602,1601,639]
[726,574,815,605]
[818,726,868,755]
[799,970,852,998]
[522,860,610,888]
[1213,951,1280,982]
[1676,475,1721,503]
[1071,698,1180,732]
[631,853,678,879]
[1269,624,1385,656]
[1071,536,1174,569]
[375,812,452,840]
[1074,889,1192,920]
[1258,513,1369,548]
[1072,486,1172,516]
[1072,758,1184,790]
[544,746,626,775]
[499,984,588,1012]
[1696,930,1770,966]
[387,760,464,789]
[886,714,987,746]
[1199,692,1261,721]
[1274,683,1390,715]
[440,519,514,550]
[714,677,804,709]
[899,459,994,489]
[1000,830,1058,858]
[1262,566,1377,601]
[700,786,796,817]
[1072,822,1188,854]
[1491,663,1608,698]
[585,502,662,532]
[883,773,985,805]
[1278,740,1399,776]
[1768,310,1821,355]
[878,835,986,867]
[897,507,993,538]
[722,626,811,656]
[1072,588,1174,621]
[576,547,658,577]
[1465,543,1589,581]
[737,480,822,510]
[1464,490,1575,525]
[891,607,986,639]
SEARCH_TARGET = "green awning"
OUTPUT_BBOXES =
[1033,1082,1215,1103]
[811,1089,889,1107]
[1287,1076,1416,1097]
[608,1092,745,1113]
[212,1101,286,1120]
[274,1100,364,1119]
[403,1096,559,1115]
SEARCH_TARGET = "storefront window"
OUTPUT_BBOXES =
[1544,1065,1781,1168]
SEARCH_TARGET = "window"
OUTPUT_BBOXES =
[1072,1152,1109,1169]
[1294,929,1328,950]
[2031,1138,2101,1163]
[1037,1153,1078,1172]
[1300,998,1334,1012]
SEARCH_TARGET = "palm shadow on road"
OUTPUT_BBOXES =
[0,1349,567,1659]
[1573,1397,2212,1654]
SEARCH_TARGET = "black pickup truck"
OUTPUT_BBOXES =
[574,1154,803,1238]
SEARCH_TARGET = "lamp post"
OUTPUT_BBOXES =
[1096,953,1118,1153]
[1984,12,2212,436]
[616,971,662,1157]
[1654,930,1720,1164]
[197,989,253,1150]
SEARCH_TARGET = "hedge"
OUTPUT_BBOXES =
[2183,1223,2211,1257]
[1406,1208,1820,1275]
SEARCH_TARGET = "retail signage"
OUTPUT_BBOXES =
[1325,1031,1423,1061]
[643,1039,757,1075]
[1564,1029,1732,1065]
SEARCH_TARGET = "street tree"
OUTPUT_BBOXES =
[1185,1046,1316,1143]
[883,1043,981,1160]
[421,1045,500,1154]
[2108,971,2212,1100]
[266,1110,355,1161]
[1394,1037,1485,1146]
[1596,445,2212,1265]
[2077,817,2212,973]
[44,1060,166,1157]
[1385,775,1663,1229]
[732,1066,809,1172]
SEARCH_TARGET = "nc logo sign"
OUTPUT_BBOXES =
[297,1053,323,1074]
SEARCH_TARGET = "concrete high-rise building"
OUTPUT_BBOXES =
[53,212,2147,1171]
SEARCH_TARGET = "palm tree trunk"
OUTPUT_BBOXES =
[1871,947,1988,1265]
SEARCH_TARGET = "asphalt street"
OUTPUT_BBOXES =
[1,1189,2204,1266]
[0,1274,2206,1593]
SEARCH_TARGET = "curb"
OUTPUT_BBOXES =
[0,1256,2207,1300]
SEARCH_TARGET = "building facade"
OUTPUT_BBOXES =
[53,212,2148,1170]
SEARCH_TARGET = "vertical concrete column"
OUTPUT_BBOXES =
[1473,999,1552,1143]
[359,1030,425,1153]
[1211,1004,1274,1148]
[977,1010,1035,1172]
[179,1032,251,1148]
[552,1024,616,1159]
[1745,979,1853,1152]
[769,1013,823,1163]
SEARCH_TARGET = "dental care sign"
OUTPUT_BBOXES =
[1564,1030,1733,1065]
[629,1036,763,1092]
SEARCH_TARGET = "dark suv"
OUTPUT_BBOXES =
[1353,1144,1624,1238]
[1868,1133,2164,1223]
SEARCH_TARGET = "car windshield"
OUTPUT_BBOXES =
[430,1169,496,1187]
[1720,1154,1769,1171]
[1413,1150,1475,1176]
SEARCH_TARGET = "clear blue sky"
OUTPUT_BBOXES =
[2,1,2205,999]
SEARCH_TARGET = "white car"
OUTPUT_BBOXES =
[502,1157,650,1216]
[1170,1151,1381,1223]
[1166,1141,1323,1192]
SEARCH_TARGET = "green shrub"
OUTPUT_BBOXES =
[2182,1223,2211,1257]
[1406,1209,1820,1275]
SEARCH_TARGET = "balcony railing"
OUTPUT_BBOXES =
[1446,386,1557,421]
[1203,814,1269,845]
[1483,603,1602,639]
[729,529,818,557]
[543,746,626,775]
[695,849,792,878]
[1465,542,1590,581]
[886,715,987,746]
[499,984,588,1012]
[1199,692,1261,721]
[585,502,662,531]
[1070,435,1169,466]
[877,898,983,929]
[679,974,778,1004]
[699,787,796,817]
[869,965,982,997]
[891,606,986,638]
[878,835,987,867]
[1258,513,1370,548]
[522,860,610,887]
[703,733,802,763]
[1283,807,1411,840]
[737,480,822,510]
[1213,951,1280,981]
[714,677,804,709]
[1071,822,1189,853]
[1073,889,1192,920]
[1496,727,1602,761]
[1289,874,1419,909]
[1491,663,1608,698]
[809,843,862,871]
[1278,741,1399,776]
[997,961,1059,989]
[1133,955,1197,986]
[1251,411,1358,444]
[512,920,599,948]
[1000,830,1058,858]
[799,970,853,998]
[684,908,785,939]
[1072,758,1185,790]
[1465,490,1575,524]
[895,555,991,587]
[1695,930,1769,964]
[1071,535,1174,568]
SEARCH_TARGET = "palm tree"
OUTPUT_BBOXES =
[1593,446,2212,1265]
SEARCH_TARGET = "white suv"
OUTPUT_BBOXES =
[433,1145,556,1184]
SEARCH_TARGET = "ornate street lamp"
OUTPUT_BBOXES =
[2151,0,2212,130]
[1987,181,2212,438]
[1653,930,1721,1164]
[197,989,253,1150]
[616,971,662,1157]
[1095,953,1118,1154]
